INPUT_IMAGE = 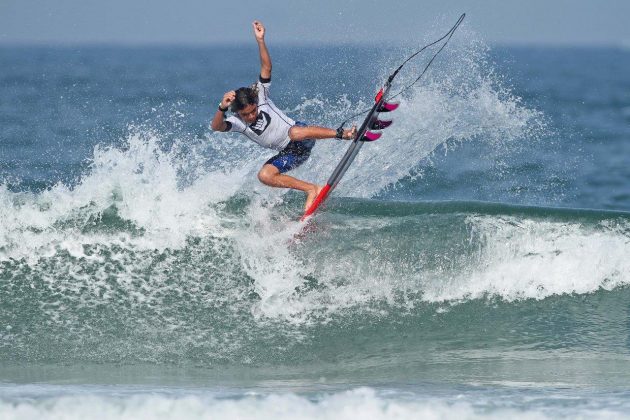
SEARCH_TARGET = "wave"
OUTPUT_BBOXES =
[2,181,629,366]
[4,31,622,368]
[2,384,630,420]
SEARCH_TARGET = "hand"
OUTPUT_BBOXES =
[221,91,236,109]
[252,20,265,41]
[343,125,357,140]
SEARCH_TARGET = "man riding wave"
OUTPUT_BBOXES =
[211,20,356,210]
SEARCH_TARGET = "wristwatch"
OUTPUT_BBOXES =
[218,103,229,113]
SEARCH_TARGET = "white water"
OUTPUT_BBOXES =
[423,216,630,303]
[1,385,628,420]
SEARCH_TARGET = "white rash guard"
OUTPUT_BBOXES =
[225,77,295,151]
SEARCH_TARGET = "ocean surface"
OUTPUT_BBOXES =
[1,30,630,419]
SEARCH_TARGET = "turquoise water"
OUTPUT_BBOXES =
[1,35,630,419]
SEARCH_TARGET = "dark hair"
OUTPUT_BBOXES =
[231,86,258,112]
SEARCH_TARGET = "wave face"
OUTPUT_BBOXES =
[2,189,630,371]
[1,34,630,417]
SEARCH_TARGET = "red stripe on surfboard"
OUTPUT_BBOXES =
[374,88,383,103]
[301,184,332,221]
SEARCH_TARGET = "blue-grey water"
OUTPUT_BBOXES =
[1,37,630,419]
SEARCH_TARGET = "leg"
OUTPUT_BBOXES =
[258,164,323,210]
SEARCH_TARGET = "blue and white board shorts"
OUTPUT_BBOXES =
[265,122,315,173]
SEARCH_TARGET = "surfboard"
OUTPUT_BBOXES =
[299,13,466,222]
[301,81,398,221]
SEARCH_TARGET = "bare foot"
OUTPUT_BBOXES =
[304,185,324,211]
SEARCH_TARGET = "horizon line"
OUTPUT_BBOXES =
[0,39,629,50]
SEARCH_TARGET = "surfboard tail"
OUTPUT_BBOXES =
[375,88,384,103]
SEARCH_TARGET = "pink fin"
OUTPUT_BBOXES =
[361,130,382,142]
[379,101,399,112]
[371,119,393,130]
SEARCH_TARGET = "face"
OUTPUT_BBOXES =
[237,104,258,124]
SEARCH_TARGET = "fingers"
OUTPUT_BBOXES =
[223,91,235,102]
[252,20,265,38]
[221,91,236,108]
[343,125,357,140]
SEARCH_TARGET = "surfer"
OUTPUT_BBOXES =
[211,20,356,211]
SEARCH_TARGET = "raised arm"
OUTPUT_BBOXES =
[253,20,271,80]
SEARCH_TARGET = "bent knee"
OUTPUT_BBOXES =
[258,165,279,185]
[288,125,305,141]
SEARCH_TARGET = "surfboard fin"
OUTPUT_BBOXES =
[371,119,393,130]
[378,102,399,112]
[361,130,382,142]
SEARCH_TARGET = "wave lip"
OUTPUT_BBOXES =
[422,213,630,303]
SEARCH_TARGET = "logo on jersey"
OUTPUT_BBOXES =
[249,110,271,135]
